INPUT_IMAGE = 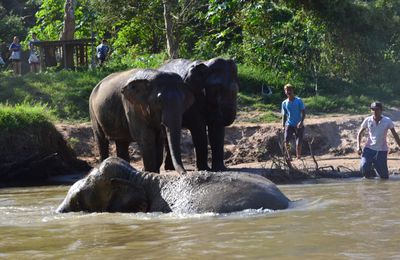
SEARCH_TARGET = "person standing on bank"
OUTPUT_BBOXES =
[96,39,109,66]
[9,36,22,76]
[281,83,306,160]
[357,101,400,179]
[28,32,40,73]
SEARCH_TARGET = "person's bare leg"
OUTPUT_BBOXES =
[296,143,302,159]
[285,142,292,161]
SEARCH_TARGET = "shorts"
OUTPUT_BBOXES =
[360,147,388,179]
[284,125,304,145]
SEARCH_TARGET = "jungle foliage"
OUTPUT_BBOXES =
[1,0,400,119]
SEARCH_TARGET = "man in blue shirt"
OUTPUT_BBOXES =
[281,84,306,160]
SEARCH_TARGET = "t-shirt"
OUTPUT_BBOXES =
[281,97,305,126]
[9,43,21,52]
[360,115,394,151]
[9,43,21,60]
[29,39,40,55]
[96,44,109,59]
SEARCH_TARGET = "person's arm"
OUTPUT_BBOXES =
[390,128,400,147]
[357,127,366,155]
[281,102,287,128]
[298,109,305,128]
[282,113,287,129]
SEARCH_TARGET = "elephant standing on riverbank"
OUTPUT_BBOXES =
[57,157,291,213]
[159,58,239,171]
[89,69,193,174]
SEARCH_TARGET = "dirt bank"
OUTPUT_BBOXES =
[0,122,90,185]
[56,109,400,183]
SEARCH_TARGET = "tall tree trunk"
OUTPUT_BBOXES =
[60,0,76,68]
[162,0,179,59]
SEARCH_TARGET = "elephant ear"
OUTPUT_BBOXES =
[184,62,208,95]
[121,79,151,104]
[228,59,238,78]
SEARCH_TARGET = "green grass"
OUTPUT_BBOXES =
[0,54,399,126]
[0,103,54,130]
[0,69,110,121]
[237,63,399,118]
[251,111,281,123]
[303,95,372,114]
[0,54,168,122]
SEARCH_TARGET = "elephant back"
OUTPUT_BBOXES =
[97,157,139,181]
[159,59,194,79]
[89,69,140,140]
[160,171,290,213]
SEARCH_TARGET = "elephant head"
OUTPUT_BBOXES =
[182,61,209,97]
[181,58,239,170]
[203,58,239,126]
[121,70,194,174]
[179,58,239,126]
[57,157,147,213]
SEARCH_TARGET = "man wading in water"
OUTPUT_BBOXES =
[357,101,400,179]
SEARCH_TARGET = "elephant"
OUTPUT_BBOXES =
[89,69,193,174]
[57,157,291,214]
[159,57,239,171]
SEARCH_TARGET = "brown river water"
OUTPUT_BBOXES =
[1,177,400,259]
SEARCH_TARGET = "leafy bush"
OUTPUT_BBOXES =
[106,53,167,70]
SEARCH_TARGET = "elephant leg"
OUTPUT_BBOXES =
[115,140,130,162]
[208,123,226,171]
[139,131,160,173]
[189,124,210,171]
[93,130,109,162]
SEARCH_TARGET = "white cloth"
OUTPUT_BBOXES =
[10,51,20,60]
[28,53,39,63]
[360,115,394,151]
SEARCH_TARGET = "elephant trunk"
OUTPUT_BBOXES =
[221,82,238,126]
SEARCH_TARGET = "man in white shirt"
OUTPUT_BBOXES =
[357,101,400,179]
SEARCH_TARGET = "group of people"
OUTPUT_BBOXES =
[8,33,40,76]
[281,84,400,180]
[6,34,110,76]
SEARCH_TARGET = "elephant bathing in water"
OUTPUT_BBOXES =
[89,69,193,174]
[57,157,291,214]
[159,58,239,171]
